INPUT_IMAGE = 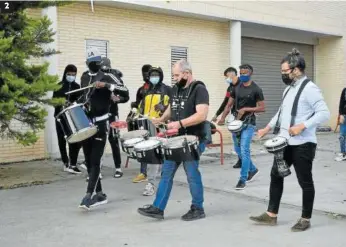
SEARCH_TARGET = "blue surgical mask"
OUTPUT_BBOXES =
[66,75,75,83]
[239,75,250,83]
[150,77,160,85]
[225,78,232,84]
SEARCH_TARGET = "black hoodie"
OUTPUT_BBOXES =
[53,66,81,117]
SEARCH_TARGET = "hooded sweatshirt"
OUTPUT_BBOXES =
[138,67,172,119]
[53,65,81,117]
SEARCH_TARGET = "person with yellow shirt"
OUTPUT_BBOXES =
[132,66,172,196]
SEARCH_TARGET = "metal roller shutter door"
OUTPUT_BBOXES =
[241,37,314,129]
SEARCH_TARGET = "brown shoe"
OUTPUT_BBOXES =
[291,218,311,232]
[249,212,277,226]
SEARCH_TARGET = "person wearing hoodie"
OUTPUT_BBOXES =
[100,57,129,178]
[133,66,172,196]
[53,64,83,174]
[138,59,209,221]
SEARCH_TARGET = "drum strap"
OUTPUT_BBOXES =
[290,78,311,127]
[273,78,311,133]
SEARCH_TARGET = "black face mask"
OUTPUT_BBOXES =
[281,73,293,85]
[177,78,187,88]
[88,62,101,73]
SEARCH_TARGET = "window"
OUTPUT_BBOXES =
[171,46,188,84]
[85,39,109,59]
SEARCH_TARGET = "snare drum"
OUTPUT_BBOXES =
[134,137,166,164]
[227,120,243,133]
[135,117,157,137]
[163,135,199,162]
[55,103,98,143]
[122,137,145,158]
[263,136,288,154]
[120,130,149,158]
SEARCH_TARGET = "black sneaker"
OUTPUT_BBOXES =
[249,212,278,226]
[69,165,82,174]
[235,180,246,190]
[138,205,164,219]
[91,193,108,208]
[79,195,92,210]
[247,169,259,182]
[181,205,206,221]
[291,218,311,232]
[114,170,123,178]
[233,159,242,169]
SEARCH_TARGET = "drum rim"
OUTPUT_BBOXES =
[163,135,198,149]
[66,126,98,143]
[134,139,162,151]
[123,137,144,146]
[55,103,85,118]
[264,136,288,148]
[120,130,149,140]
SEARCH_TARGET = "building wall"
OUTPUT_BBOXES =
[57,2,232,153]
[0,8,47,164]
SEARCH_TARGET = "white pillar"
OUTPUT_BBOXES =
[230,21,242,70]
[42,6,59,159]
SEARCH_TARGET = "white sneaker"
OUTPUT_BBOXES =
[80,162,87,170]
[142,183,155,196]
[335,154,346,161]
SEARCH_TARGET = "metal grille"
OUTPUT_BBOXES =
[171,46,188,84]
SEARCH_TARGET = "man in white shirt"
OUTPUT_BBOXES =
[249,48,330,232]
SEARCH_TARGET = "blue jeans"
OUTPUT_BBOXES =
[153,142,206,211]
[232,125,257,182]
[140,163,147,175]
[339,116,346,153]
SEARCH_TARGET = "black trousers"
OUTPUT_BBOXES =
[268,142,317,219]
[108,115,121,169]
[55,121,82,166]
[83,120,108,194]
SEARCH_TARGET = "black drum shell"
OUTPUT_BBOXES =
[163,143,199,163]
[265,143,287,154]
[135,147,163,164]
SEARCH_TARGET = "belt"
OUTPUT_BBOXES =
[93,113,109,123]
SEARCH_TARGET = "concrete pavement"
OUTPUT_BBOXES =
[1,132,346,246]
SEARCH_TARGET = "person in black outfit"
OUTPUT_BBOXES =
[138,59,209,221]
[78,48,129,210]
[53,64,82,174]
[212,67,242,168]
[100,57,129,178]
[130,64,154,183]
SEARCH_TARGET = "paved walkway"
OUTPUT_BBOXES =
[1,132,346,246]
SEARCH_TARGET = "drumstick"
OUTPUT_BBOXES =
[65,84,94,95]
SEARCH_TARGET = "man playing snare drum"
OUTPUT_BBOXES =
[137,59,209,221]
[218,64,265,190]
[250,48,330,232]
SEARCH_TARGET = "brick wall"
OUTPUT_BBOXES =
[57,2,233,153]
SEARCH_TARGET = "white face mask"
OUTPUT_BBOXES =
[66,75,75,83]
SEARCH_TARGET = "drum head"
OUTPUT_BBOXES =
[124,137,144,146]
[157,129,178,138]
[264,136,287,148]
[163,135,197,149]
[110,121,127,129]
[121,130,148,140]
[134,139,161,151]
[227,120,243,131]
[67,126,98,143]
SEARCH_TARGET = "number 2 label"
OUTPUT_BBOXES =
[4,2,9,9]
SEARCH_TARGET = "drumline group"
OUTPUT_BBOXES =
[54,47,330,231]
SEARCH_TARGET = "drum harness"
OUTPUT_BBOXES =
[171,81,204,153]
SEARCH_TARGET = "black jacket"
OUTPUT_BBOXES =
[107,69,129,116]
[339,88,346,115]
[53,77,81,117]
[215,78,240,117]
[80,70,129,118]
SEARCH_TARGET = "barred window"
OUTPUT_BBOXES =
[171,46,188,84]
